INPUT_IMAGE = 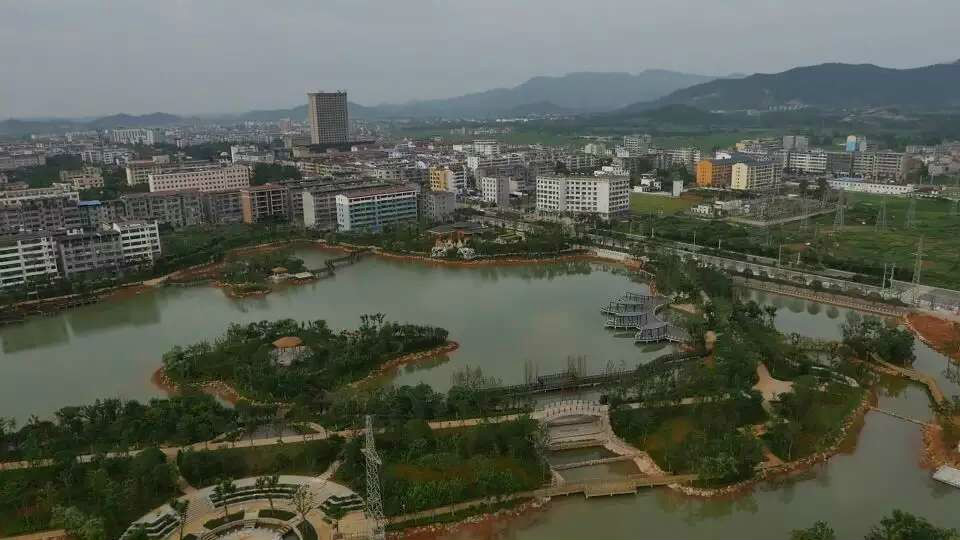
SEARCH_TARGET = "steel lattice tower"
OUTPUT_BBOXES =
[911,238,924,306]
[905,197,917,229]
[363,415,385,540]
[833,191,845,231]
[875,199,887,232]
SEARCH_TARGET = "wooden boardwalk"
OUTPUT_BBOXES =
[868,406,931,426]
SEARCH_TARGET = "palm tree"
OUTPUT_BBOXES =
[169,498,189,540]
[212,479,237,519]
[255,475,280,510]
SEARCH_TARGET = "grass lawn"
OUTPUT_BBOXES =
[630,192,705,216]
[808,193,960,289]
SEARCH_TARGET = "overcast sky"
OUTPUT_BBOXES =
[2,0,958,118]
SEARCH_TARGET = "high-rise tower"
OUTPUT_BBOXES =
[307,91,348,145]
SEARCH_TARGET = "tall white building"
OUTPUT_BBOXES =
[112,221,162,265]
[479,176,511,207]
[536,175,629,220]
[731,160,782,191]
[473,140,500,156]
[0,233,60,289]
[623,134,652,156]
[335,184,419,232]
[112,128,163,145]
[148,164,251,193]
[787,150,828,174]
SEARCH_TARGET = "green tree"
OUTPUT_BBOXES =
[291,483,317,522]
[170,498,190,540]
[791,521,836,540]
[255,475,280,510]
[212,479,237,519]
[864,510,958,540]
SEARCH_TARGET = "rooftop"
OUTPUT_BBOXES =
[338,183,418,199]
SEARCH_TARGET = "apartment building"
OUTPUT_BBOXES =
[0,189,81,234]
[786,150,828,174]
[240,184,289,224]
[0,233,60,289]
[429,165,468,194]
[81,147,135,165]
[828,178,915,195]
[535,175,629,220]
[299,179,390,229]
[656,148,701,171]
[335,184,419,232]
[120,190,204,228]
[77,200,118,229]
[0,151,46,170]
[148,164,251,193]
[112,221,161,265]
[201,189,244,225]
[112,128,163,146]
[852,152,906,181]
[623,134,652,156]
[56,230,123,278]
[479,176,511,207]
[472,140,500,156]
[231,145,275,164]
[731,160,782,191]
[59,166,104,190]
[422,190,456,222]
[696,159,735,188]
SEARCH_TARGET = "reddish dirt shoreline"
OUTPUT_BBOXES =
[906,313,960,364]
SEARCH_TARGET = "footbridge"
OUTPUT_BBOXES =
[479,350,704,399]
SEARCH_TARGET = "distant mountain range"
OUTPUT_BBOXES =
[5,63,960,136]
[632,62,960,111]
[0,70,719,134]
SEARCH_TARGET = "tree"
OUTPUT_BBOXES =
[170,498,190,540]
[864,510,958,540]
[791,521,836,540]
[212,479,237,518]
[255,474,280,510]
[51,506,106,540]
[291,483,318,522]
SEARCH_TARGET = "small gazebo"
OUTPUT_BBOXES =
[271,336,307,366]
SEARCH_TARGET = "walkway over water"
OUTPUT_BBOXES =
[478,351,704,398]
[600,291,688,343]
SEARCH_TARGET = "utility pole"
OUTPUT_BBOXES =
[363,415,385,540]
[911,237,924,306]
[777,244,783,267]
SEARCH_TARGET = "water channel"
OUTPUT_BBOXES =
[1,247,958,538]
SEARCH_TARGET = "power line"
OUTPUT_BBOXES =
[833,190,845,231]
[875,199,887,232]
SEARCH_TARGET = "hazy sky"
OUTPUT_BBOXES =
[2,0,958,118]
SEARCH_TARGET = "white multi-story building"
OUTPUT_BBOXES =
[335,184,419,232]
[81,147,135,165]
[422,190,457,222]
[148,164,251,193]
[0,151,47,170]
[466,153,524,173]
[656,148,701,171]
[852,152,906,181]
[473,140,500,156]
[623,134,652,156]
[479,176,511,207]
[535,175,629,220]
[112,221,162,265]
[731,160,782,191]
[782,135,809,151]
[827,178,915,195]
[112,128,163,146]
[231,145,275,164]
[787,150,828,174]
[0,233,60,289]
